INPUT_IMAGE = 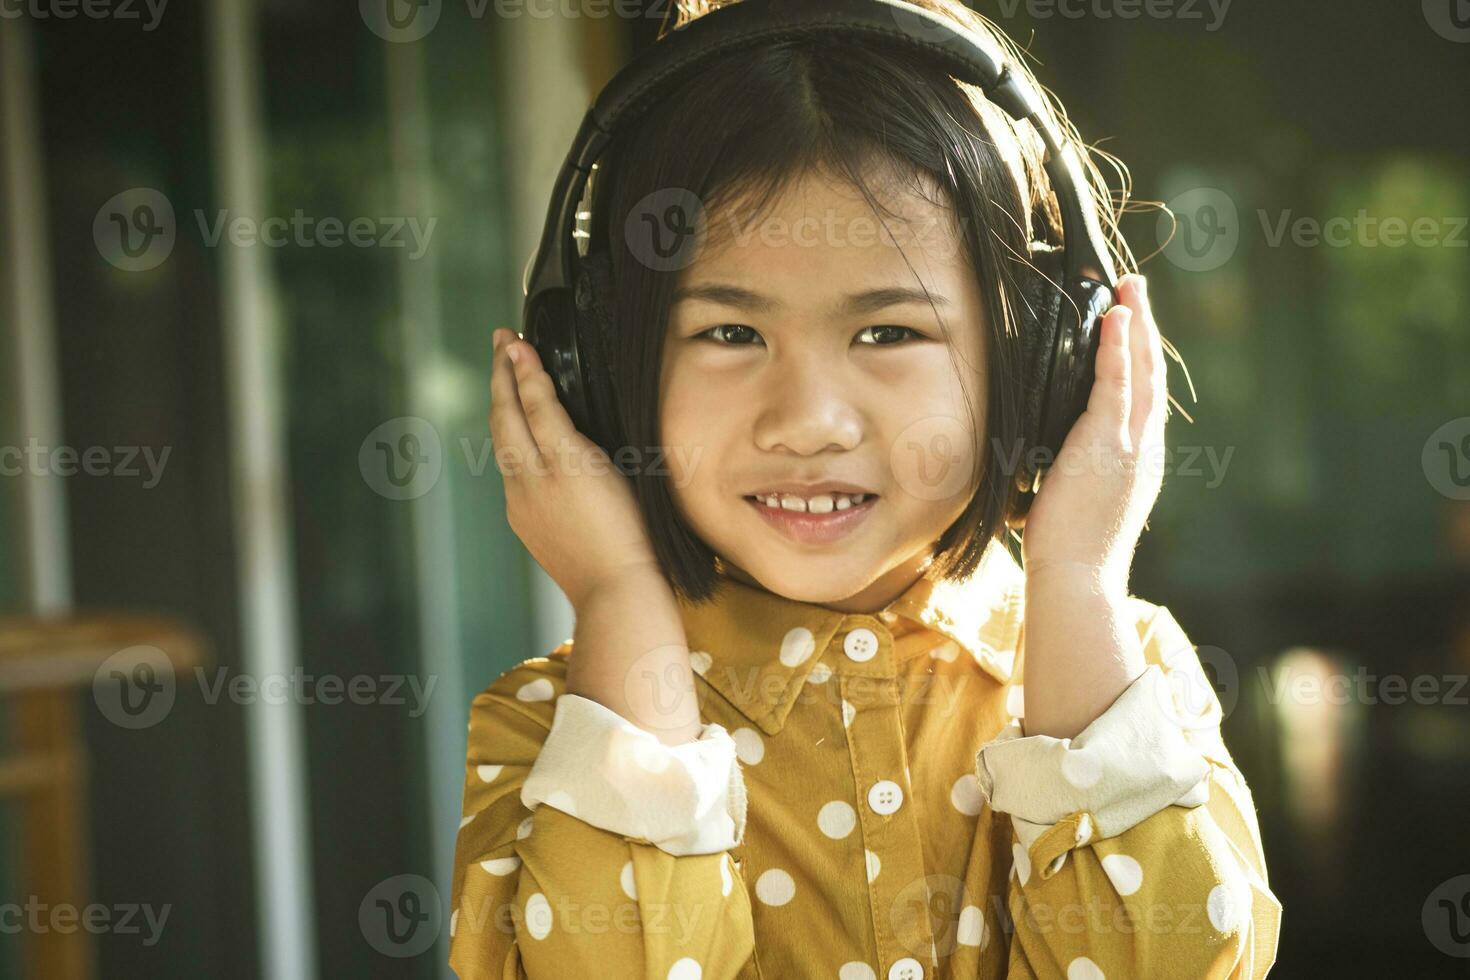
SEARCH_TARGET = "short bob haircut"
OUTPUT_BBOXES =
[587,0,1140,604]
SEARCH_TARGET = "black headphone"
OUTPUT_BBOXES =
[521,0,1118,516]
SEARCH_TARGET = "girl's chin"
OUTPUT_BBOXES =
[722,556,875,602]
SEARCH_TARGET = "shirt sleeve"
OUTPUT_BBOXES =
[448,659,757,979]
[975,603,1282,979]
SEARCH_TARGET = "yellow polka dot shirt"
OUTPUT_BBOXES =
[449,543,1282,978]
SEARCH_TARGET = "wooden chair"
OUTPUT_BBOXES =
[0,613,205,980]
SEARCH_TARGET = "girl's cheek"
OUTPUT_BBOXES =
[881,409,982,510]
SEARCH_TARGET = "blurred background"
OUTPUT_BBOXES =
[0,0,1466,976]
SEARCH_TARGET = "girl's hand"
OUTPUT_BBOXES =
[489,328,664,611]
[1018,275,1167,590]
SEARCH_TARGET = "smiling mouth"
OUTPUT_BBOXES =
[743,491,876,514]
[742,492,879,545]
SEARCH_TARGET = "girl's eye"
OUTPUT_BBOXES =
[856,325,923,345]
[694,324,924,346]
[698,324,763,345]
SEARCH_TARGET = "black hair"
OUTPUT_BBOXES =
[589,0,1140,604]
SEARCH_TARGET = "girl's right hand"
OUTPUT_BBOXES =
[489,327,665,612]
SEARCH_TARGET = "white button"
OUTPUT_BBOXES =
[868,779,904,815]
[888,957,924,980]
[844,627,879,662]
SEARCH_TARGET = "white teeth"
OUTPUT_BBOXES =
[753,492,870,512]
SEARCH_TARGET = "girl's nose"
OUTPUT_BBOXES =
[751,363,863,456]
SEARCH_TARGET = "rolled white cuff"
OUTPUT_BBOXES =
[976,664,1211,856]
[521,693,747,856]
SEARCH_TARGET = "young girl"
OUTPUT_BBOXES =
[450,1,1281,977]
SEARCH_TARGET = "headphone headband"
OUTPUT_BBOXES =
[525,0,1115,302]
[523,0,1120,511]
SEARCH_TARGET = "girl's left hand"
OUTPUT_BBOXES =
[1019,274,1167,589]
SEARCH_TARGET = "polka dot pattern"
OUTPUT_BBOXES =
[817,800,857,839]
[732,727,765,765]
[1012,841,1032,887]
[516,678,555,702]
[480,856,520,876]
[957,904,984,947]
[1207,879,1250,934]
[1067,957,1105,980]
[780,626,816,667]
[1100,854,1143,896]
[755,868,796,906]
[524,893,552,940]
[929,639,960,662]
[949,773,984,816]
[1075,812,1094,846]
[447,564,1276,978]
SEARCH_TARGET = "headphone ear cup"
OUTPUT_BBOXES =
[573,248,624,455]
[525,288,593,439]
[1014,247,1068,507]
[1010,248,1115,525]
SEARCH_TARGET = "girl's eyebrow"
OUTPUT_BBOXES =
[671,282,951,317]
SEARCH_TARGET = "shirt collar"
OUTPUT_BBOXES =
[676,541,1025,735]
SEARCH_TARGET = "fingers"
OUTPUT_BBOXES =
[489,328,535,475]
[1086,298,1132,437]
[1120,275,1167,452]
[506,332,577,450]
[1085,274,1168,459]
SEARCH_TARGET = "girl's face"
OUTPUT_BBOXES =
[658,166,988,613]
